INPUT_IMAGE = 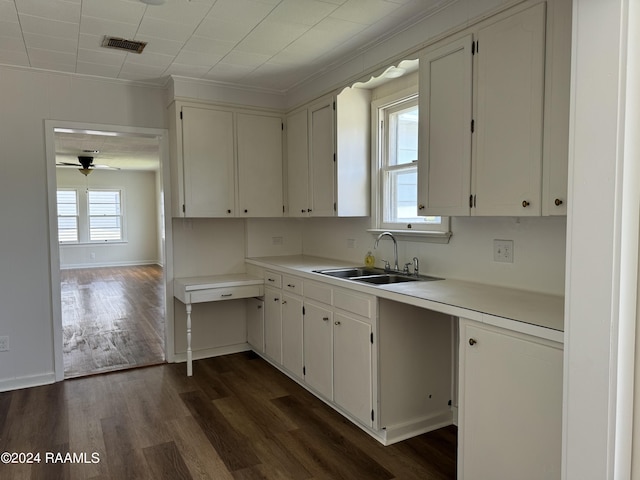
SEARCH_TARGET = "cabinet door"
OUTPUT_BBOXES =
[282,293,304,379]
[264,288,282,364]
[237,113,284,217]
[459,320,562,480]
[181,106,235,217]
[308,97,336,217]
[286,109,310,217]
[246,297,264,353]
[474,4,546,216]
[333,311,372,427]
[418,35,473,216]
[303,300,333,399]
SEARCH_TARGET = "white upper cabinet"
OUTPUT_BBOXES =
[237,113,284,217]
[308,96,336,217]
[286,88,370,217]
[418,35,473,217]
[474,3,546,216]
[169,101,283,218]
[418,2,567,217]
[285,108,310,217]
[177,105,235,217]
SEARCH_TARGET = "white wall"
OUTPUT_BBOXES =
[0,67,165,391]
[57,168,160,268]
[245,215,566,296]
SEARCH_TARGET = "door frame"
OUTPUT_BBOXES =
[44,119,175,381]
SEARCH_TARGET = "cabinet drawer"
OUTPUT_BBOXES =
[283,275,303,295]
[304,280,333,305]
[190,284,264,303]
[264,271,282,288]
[334,289,374,319]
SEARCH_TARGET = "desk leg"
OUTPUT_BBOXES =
[186,302,193,376]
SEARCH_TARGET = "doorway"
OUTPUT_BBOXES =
[45,120,175,381]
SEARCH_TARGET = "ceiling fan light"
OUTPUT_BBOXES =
[79,168,93,176]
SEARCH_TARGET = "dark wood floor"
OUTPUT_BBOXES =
[60,265,165,378]
[0,352,457,479]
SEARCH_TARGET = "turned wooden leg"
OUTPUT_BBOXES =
[186,302,193,376]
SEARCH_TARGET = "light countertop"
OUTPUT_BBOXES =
[246,255,565,343]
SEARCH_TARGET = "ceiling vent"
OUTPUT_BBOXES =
[101,36,147,54]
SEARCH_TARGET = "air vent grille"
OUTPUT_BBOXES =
[102,36,147,54]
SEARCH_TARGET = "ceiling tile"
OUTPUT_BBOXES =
[137,17,196,43]
[0,0,19,23]
[18,14,79,39]
[76,61,122,78]
[134,34,184,57]
[235,20,309,56]
[0,48,29,65]
[221,50,271,68]
[15,0,80,24]
[77,46,126,67]
[125,50,174,70]
[28,47,76,66]
[81,0,145,25]
[164,62,212,78]
[173,49,224,67]
[206,0,276,25]
[330,0,400,25]
[0,20,24,40]
[23,32,77,54]
[143,0,213,26]
[183,36,236,56]
[0,34,26,53]
[204,62,255,81]
[193,17,256,43]
[267,0,338,26]
[80,16,138,39]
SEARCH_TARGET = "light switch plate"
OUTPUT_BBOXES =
[493,239,514,263]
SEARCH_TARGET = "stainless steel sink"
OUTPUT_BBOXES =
[313,267,387,278]
[313,267,443,285]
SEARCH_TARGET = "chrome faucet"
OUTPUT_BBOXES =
[413,257,419,277]
[374,231,399,271]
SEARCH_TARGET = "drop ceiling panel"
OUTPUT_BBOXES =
[4,0,455,92]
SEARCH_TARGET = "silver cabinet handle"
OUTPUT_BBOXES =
[322,317,329,321]
[469,338,477,346]
[334,321,341,326]
[221,293,233,297]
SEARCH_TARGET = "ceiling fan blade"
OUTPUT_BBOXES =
[56,162,82,167]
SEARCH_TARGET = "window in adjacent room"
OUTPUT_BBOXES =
[372,89,449,237]
[57,189,79,243]
[88,189,123,242]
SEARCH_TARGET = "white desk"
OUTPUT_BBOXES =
[174,274,264,376]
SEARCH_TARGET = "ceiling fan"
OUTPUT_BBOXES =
[56,155,120,176]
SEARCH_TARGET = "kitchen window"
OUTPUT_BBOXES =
[56,188,125,244]
[371,88,450,240]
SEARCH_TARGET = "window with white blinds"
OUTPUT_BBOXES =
[57,189,79,243]
[88,190,122,241]
[56,188,124,244]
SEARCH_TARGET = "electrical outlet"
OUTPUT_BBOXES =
[272,236,283,246]
[493,239,514,263]
[0,336,8,352]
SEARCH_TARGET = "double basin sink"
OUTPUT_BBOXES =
[313,267,443,286]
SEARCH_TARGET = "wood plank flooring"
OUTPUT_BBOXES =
[0,352,457,479]
[60,265,165,378]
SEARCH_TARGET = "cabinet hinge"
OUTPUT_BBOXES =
[471,119,475,133]
[282,205,285,213]
[303,366,306,376]
[333,202,337,212]
[333,153,336,162]
[370,332,373,344]
[180,111,183,120]
[371,409,375,421]
[302,306,305,315]
[472,40,478,55]
[281,122,284,131]
[473,195,477,208]
[182,204,186,213]
[469,195,473,208]
[333,101,336,110]
[448,399,452,406]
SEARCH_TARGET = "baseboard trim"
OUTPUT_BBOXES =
[60,260,161,270]
[0,372,56,393]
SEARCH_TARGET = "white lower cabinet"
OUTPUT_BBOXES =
[303,300,334,400]
[281,292,304,380]
[246,297,264,353]
[264,287,282,364]
[333,310,373,427]
[458,318,563,480]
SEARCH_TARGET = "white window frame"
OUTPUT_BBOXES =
[56,187,126,244]
[56,188,79,243]
[370,86,451,243]
[87,189,124,243]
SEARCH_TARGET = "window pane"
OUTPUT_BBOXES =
[389,105,419,166]
[89,190,122,241]
[385,169,441,224]
[57,190,78,242]
[58,217,78,242]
